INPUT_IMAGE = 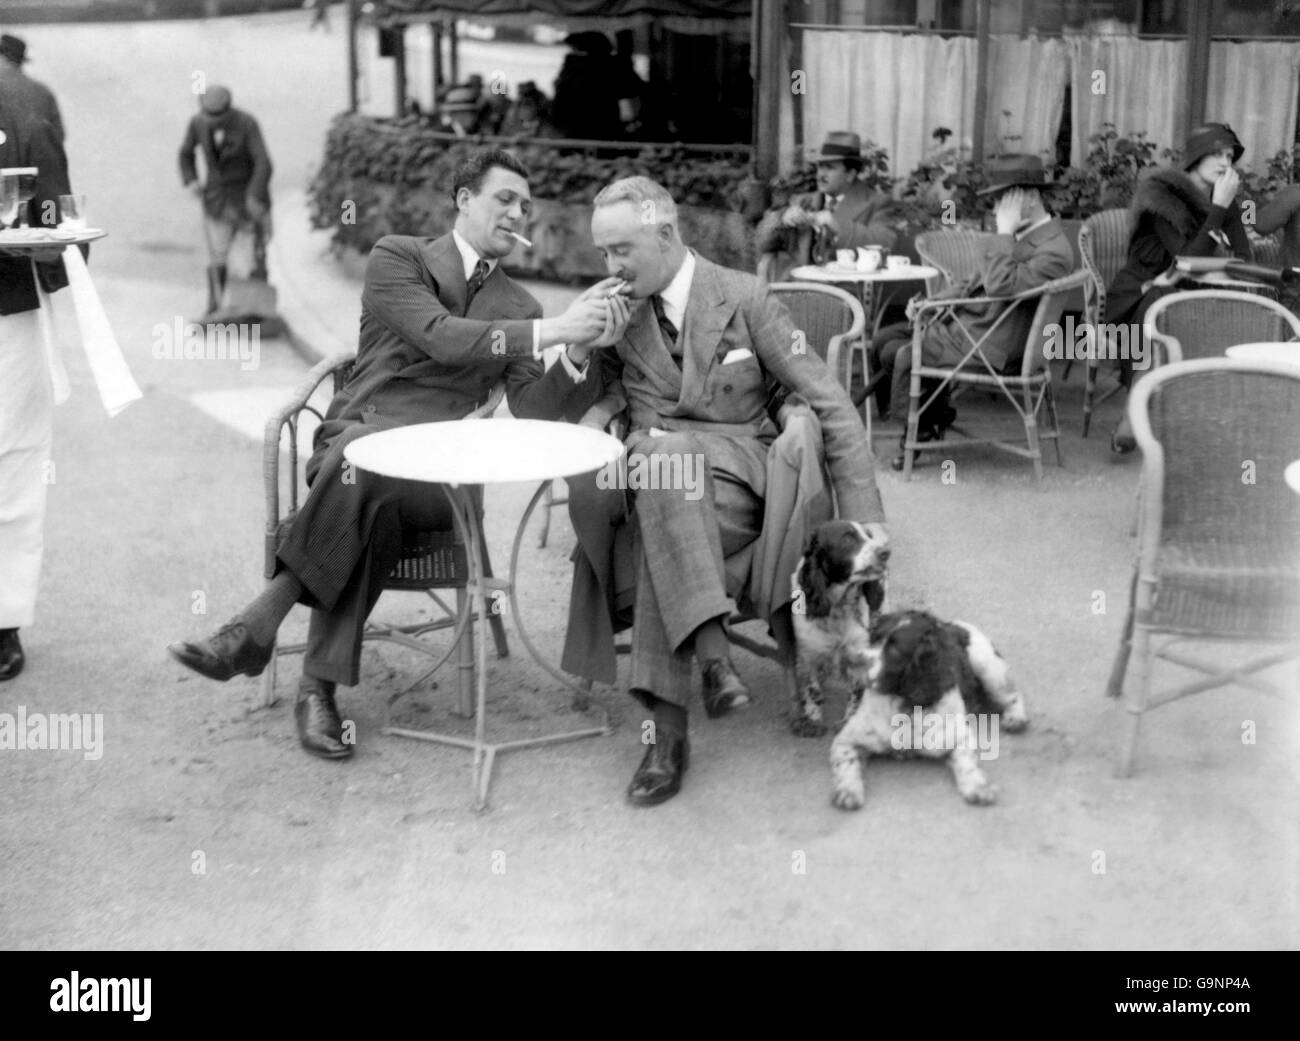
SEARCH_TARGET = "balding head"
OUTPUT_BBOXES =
[590,176,686,298]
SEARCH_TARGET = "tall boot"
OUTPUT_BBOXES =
[204,264,227,319]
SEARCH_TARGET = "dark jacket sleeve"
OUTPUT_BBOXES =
[179,116,200,186]
[360,238,536,362]
[242,115,273,205]
[502,341,606,423]
[1254,186,1300,236]
[1175,199,1250,259]
[977,229,1073,298]
[29,121,74,295]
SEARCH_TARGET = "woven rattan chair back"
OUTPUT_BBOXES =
[1144,290,1300,365]
[1078,209,1129,325]
[1252,233,1283,268]
[915,230,995,295]
[768,281,864,365]
[1146,365,1300,576]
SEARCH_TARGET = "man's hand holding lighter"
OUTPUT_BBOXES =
[567,277,632,363]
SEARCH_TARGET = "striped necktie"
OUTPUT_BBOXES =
[466,259,490,309]
[651,293,678,349]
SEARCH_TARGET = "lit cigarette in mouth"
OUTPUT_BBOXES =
[506,230,532,248]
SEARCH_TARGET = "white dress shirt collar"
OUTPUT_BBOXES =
[657,250,696,333]
[452,228,498,282]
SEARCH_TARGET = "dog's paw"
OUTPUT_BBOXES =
[831,785,865,811]
[790,715,828,738]
[961,781,999,806]
[1000,700,1029,733]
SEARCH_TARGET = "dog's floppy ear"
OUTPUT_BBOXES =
[797,530,835,618]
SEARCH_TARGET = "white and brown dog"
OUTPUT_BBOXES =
[791,521,1028,809]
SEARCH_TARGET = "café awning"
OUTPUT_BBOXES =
[370,0,751,34]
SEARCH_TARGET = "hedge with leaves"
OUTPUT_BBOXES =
[308,114,759,276]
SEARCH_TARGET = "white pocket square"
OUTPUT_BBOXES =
[722,348,755,365]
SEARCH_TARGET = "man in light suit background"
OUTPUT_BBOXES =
[565,176,889,806]
[171,148,625,759]
[756,131,899,281]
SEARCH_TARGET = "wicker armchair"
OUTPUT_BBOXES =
[899,269,1092,480]
[1078,209,1131,436]
[259,353,508,709]
[1106,359,1300,776]
[768,281,868,436]
[1143,289,1300,364]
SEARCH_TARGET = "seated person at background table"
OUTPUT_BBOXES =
[1253,183,1300,271]
[169,148,627,760]
[563,176,888,807]
[756,131,899,281]
[860,155,1073,469]
[1105,123,1251,454]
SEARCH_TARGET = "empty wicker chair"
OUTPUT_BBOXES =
[1078,209,1132,436]
[1144,289,1300,364]
[1107,358,1300,776]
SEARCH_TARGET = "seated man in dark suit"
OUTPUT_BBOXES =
[564,176,889,807]
[861,155,1074,468]
[170,148,625,759]
[755,131,899,280]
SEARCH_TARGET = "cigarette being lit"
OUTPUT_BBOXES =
[507,230,532,248]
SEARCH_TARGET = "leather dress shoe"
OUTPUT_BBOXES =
[627,733,689,806]
[294,679,353,760]
[701,657,752,719]
[0,629,24,681]
[168,619,273,682]
[890,419,950,472]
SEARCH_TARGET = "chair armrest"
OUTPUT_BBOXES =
[910,270,1091,320]
[263,351,355,578]
[467,380,506,418]
[579,393,628,440]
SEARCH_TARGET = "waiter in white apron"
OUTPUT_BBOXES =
[0,92,74,680]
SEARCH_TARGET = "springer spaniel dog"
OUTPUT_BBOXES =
[790,522,1028,809]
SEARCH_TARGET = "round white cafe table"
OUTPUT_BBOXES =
[1286,460,1300,494]
[789,262,940,287]
[789,262,940,324]
[344,418,624,810]
[1224,342,1300,366]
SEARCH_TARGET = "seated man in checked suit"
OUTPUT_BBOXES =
[170,148,626,760]
[563,176,889,807]
[861,154,1075,468]
[755,130,900,281]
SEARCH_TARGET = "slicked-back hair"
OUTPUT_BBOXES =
[451,149,530,203]
[592,175,679,231]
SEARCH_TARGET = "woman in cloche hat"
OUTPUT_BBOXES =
[1104,122,1252,453]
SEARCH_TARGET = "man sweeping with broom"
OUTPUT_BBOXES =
[178,84,276,326]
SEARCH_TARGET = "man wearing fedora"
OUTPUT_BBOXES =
[863,154,1074,467]
[178,85,273,319]
[757,131,900,281]
[0,34,64,144]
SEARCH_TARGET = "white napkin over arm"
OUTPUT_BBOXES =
[59,243,141,417]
